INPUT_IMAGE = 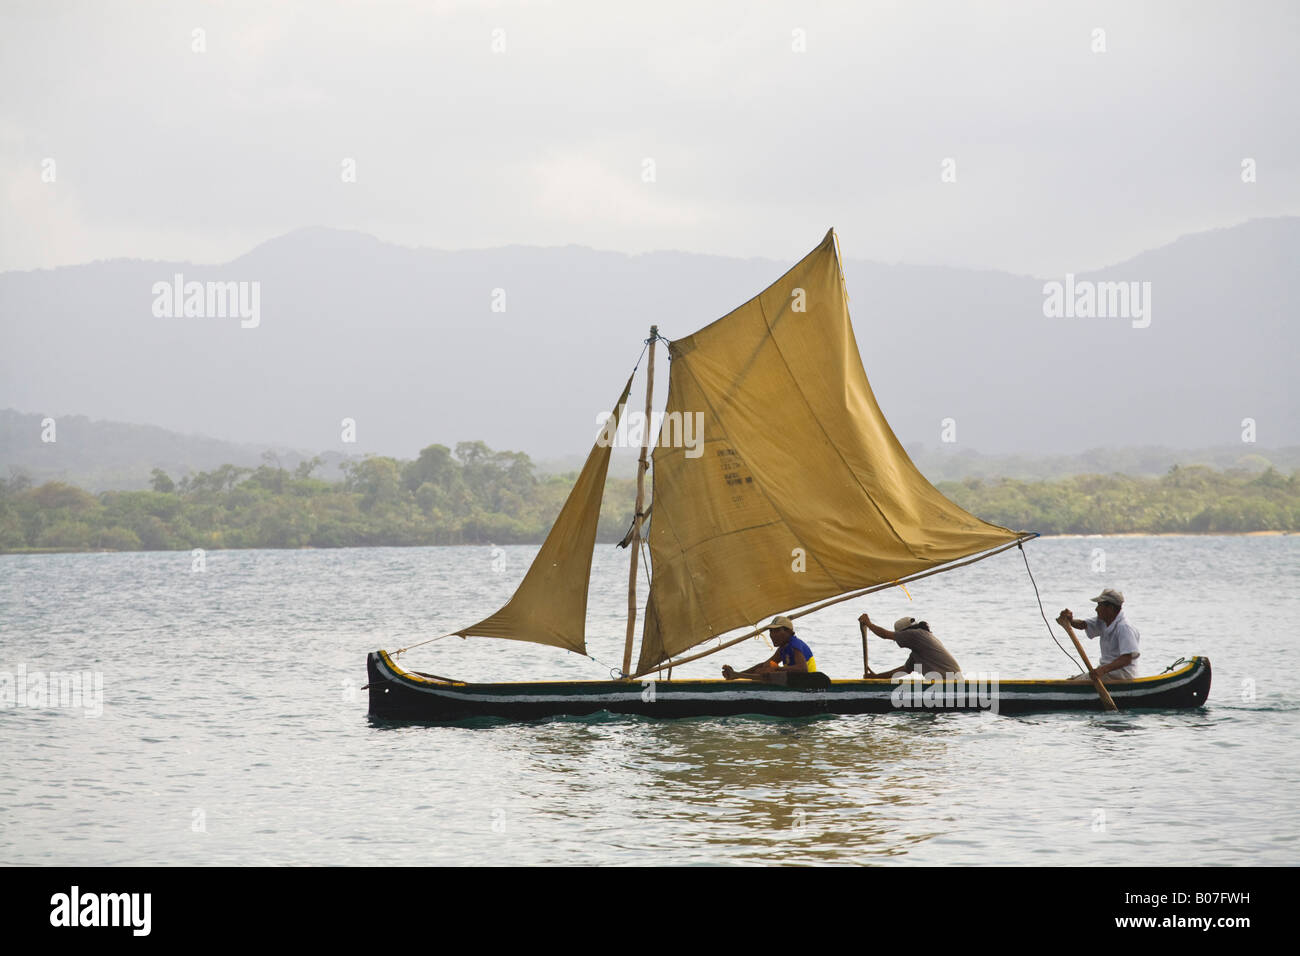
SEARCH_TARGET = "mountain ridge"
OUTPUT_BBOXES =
[2,217,1295,462]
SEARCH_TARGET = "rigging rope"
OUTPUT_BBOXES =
[640,538,652,588]
[603,539,658,680]
[392,631,459,658]
[1018,540,1081,670]
[571,648,630,681]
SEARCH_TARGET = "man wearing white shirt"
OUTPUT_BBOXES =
[1060,588,1140,681]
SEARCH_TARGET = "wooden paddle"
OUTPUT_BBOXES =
[860,621,871,678]
[1057,614,1118,712]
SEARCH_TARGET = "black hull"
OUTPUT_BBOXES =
[366,651,1211,722]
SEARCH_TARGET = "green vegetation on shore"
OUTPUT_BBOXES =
[938,465,1300,535]
[1,451,1296,554]
[0,443,636,553]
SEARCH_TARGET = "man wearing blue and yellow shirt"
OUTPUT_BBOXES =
[722,615,820,685]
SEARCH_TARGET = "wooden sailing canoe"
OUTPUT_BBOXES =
[366,650,1211,721]
[366,234,1205,718]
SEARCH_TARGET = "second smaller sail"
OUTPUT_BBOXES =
[454,375,635,654]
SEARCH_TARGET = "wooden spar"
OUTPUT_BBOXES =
[632,533,1036,679]
[621,326,658,678]
[860,621,870,678]
[1057,616,1118,712]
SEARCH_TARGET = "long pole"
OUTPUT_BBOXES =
[860,622,870,678]
[622,326,658,678]
[1057,616,1118,711]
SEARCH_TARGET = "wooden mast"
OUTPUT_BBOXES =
[622,326,658,678]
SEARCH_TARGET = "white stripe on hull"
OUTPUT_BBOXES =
[375,659,1203,707]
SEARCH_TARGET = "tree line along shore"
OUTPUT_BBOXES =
[1,443,1297,554]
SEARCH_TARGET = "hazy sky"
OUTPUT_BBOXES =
[2,0,1297,276]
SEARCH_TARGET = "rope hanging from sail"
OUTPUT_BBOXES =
[391,630,461,658]
[1017,540,1082,670]
[630,337,649,373]
[578,649,630,681]
[608,539,657,679]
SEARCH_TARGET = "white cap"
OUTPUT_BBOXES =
[1089,589,1124,607]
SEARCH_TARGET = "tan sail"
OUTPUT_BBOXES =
[454,375,634,654]
[636,229,1021,674]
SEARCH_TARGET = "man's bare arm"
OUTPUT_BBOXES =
[1096,653,1134,675]
[723,651,780,681]
[739,651,780,674]
[866,664,909,679]
[858,613,896,640]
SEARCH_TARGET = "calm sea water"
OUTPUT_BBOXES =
[2,536,1296,865]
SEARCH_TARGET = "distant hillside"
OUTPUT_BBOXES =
[1,218,1296,462]
[0,409,356,492]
